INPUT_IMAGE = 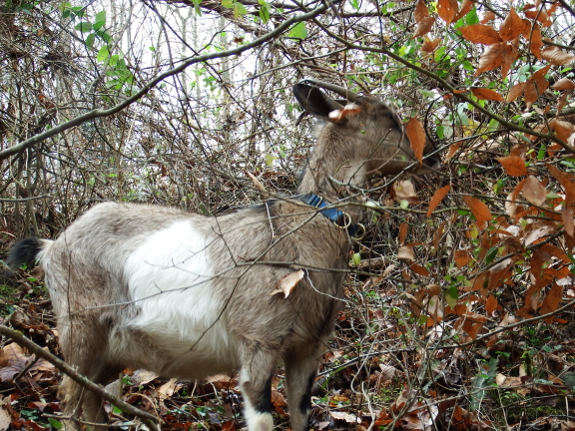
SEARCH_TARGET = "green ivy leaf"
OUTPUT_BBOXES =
[48,418,63,429]
[75,22,92,33]
[258,0,270,23]
[96,45,109,62]
[95,10,106,22]
[234,2,248,18]
[85,33,95,49]
[222,0,233,8]
[288,22,307,40]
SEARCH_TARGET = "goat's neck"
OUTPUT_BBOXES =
[297,154,367,223]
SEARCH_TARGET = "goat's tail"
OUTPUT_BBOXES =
[7,238,53,269]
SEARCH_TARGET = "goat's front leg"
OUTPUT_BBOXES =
[284,345,321,431]
[239,346,279,431]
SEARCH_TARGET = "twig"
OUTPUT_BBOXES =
[0,325,162,431]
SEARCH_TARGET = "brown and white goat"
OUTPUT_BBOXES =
[9,81,438,431]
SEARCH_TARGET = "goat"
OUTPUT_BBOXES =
[8,80,438,431]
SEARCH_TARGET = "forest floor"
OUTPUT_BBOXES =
[0,258,575,431]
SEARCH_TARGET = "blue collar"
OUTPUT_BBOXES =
[300,194,363,238]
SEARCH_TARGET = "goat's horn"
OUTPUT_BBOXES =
[298,79,361,102]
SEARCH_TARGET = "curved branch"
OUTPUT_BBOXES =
[0,325,161,430]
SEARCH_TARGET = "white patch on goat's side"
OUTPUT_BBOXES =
[123,220,236,375]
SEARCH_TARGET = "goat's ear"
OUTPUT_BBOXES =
[293,84,343,120]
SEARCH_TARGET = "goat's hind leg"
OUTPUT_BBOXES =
[284,345,322,431]
[239,346,280,431]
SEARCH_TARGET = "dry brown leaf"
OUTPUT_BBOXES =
[422,36,441,52]
[524,82,539,107]
[398,245,415,261]
[501,43,519,79]
[562,208,574,236]
[437,0,458,25]
[521,175,547,206]
[526,22,543,59]
[485,295,499,314]
[271,270,304,298]
[427,185,451,216]
[549,119,575,141]
[454,250,471,268]
[405,118,426,164]
[541,284,563,323]
[455,0,475,21]
[399,222,408,244]
[552,77,575,91]
[496,155,528,176]
[410,263,430,276]
[463,195,492,225]
[480,11,495,24]
[329,411,361,424]
[446,142,462,160]
[413,16,436,38]
[525,9,552,27]
[507,82,527,102]
[459,24,503,45]
[547,164,575,205]
[500,8,526,41]
[414,0,431,21]
[541,46,575,66]
[475,42,509,76]
[471,87,504,101]
[393,179,419,204]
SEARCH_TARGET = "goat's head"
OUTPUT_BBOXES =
[294,80,439,195]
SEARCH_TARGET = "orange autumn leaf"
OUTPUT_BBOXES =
[507,82,527,102]
[541,46,575,66]
[480,11,495,24]
[414,0,431,21]
[399,222,408,244]
[437,0,458,25]
[541,284,563,323]
[413,16,436,38]
[485,295,499,315]
[524,9,552,27]
[463,196,492,225]
[405,118,426,165]
[446,142,462,160]
[500,8,526,41]
[459,24,503,45]
[475,42,517,78]
[427,185,451,216]
[552,77,575,91]
[422,37,441,52]
[410,263,430,276]
[455,0,475,21]
[471,87,504,101]
[549,119,575,142]
[525,22,543,59]
[496,155,527,176]
[454,250,471,268]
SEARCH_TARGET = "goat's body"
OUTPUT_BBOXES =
[9,81,438,431]
[41,200,346,430]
